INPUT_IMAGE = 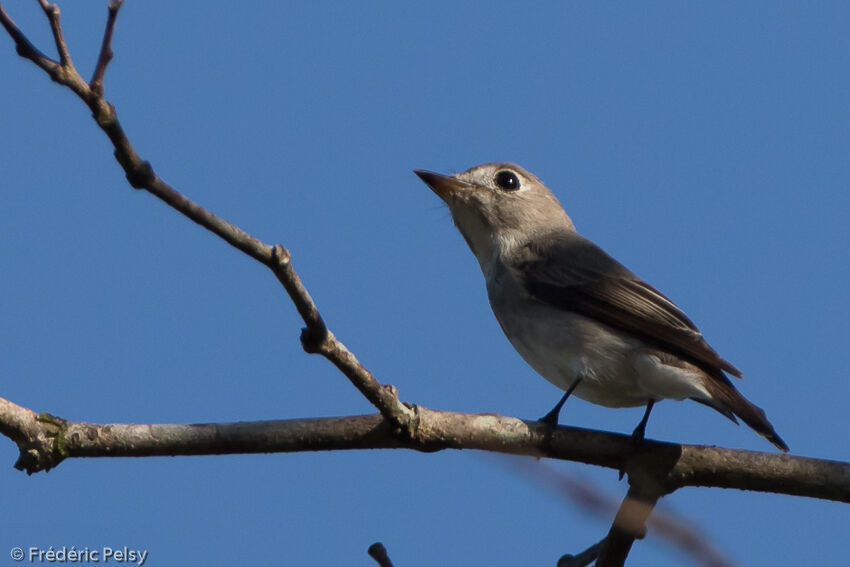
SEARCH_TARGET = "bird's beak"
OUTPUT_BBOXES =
[414,169,470,201]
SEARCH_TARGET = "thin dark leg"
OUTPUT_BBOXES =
[631,400,656,445]
[539,378,582,426]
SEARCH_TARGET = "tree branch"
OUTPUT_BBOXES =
[0,0,415,435]
[509,460,735,567]
[0,3,57,73]
[596,485,661,567]
[2,396,848,507]
[89,0,122,96]
[37,0,73,68]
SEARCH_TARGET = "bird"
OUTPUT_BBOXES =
[415,162,788,452]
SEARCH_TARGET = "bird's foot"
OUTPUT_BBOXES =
[538,407,561,427]
[630,422,648,447]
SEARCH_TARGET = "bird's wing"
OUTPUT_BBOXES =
[513,234,742,378]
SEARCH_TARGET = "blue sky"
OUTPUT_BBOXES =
[1,2,848,566]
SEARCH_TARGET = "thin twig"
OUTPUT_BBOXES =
[37,0,73,68]
[367,543,394,567]
[90,0,123,95]
[0,4,57,72]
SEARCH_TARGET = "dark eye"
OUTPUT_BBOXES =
[494,170,520,191]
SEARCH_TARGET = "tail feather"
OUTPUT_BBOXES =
[690,397,738,425]
[703,374,789,452]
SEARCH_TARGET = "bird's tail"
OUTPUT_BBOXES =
[702,375,789,452]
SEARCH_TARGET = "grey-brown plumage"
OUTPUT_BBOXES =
[416,162,788,452]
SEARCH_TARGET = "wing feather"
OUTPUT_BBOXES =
[513,235,742,378]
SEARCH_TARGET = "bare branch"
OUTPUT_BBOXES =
[90,0,123,96]
[507,459,736,567]
[0,4,58,73]
[0,1,415,433]
[37,0,73,68]
[596,485,661,567]
[2,396,848,506]
[0,398,65,472]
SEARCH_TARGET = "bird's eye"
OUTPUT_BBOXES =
[494,170,520,191]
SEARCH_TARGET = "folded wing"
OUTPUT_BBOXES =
[513,234,743,378]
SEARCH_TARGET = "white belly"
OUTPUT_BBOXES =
[491,295,712,408]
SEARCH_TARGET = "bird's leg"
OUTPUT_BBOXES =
[631,400,656,445]
[618,400,658,480]
[539,378,582,426]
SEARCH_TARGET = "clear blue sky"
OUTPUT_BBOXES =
[1,2,848,566]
